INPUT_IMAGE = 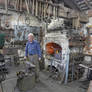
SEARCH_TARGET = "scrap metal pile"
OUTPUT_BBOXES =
[0,54,8,83]
[68,48,84,82]
[68,29,85,82]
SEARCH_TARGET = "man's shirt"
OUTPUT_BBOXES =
[25,40,41,58]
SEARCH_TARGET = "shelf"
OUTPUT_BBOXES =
[83,52,92,56]
[69,42,84,47]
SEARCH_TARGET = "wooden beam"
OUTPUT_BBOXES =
[43,3,46,18]
[17,0,20,10]
[44,2,49,18]
[36,0,38,16]
[38,0,61,7]
[25,0,30,14]
[14,0,17,10]
[53,6,56,19]
[42,3,44,18]
[84,0,92,9]
[18,0,20,10]
[0,0,70,18]
[56,7,58,18]
[32,0,35,15]
[48,5,51,18]
[5,0,8,13]
[39,1,41,17]
[29,0,32,13]
[20,0,22,11]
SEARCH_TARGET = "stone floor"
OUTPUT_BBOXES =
[0,63,88,92]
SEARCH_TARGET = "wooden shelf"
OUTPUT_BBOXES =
[69,41,84,47]
[83,52,92,56]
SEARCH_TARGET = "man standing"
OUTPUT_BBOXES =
[25,33,41,81]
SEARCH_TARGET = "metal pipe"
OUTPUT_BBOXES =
[65,49,70,84]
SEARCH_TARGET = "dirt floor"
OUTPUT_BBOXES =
[0,63,88,92]
[30,71,87,92]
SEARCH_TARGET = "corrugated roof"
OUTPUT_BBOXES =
[53,0,92,11]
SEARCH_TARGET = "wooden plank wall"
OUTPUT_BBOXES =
[0,0,70,18]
